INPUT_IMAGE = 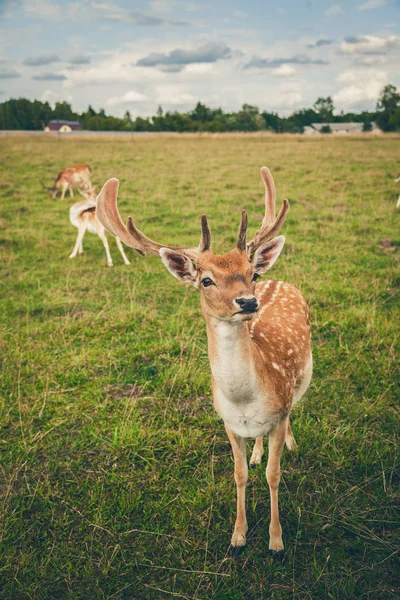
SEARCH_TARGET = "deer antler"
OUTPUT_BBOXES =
[246,167,290,258]
[38,179,53,193]
[96,179,211,259]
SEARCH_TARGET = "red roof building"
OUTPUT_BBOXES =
[44,120,82,132]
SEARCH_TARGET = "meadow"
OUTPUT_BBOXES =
[0,133,399,599]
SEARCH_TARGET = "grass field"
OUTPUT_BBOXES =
[0,133,399,599]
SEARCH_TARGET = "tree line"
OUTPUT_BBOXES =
[0,84,399,133]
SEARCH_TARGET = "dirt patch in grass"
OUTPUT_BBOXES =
[104,383,147,400]
[376,239,399,254]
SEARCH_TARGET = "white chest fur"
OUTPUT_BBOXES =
[208,319,277,439]
[213,386,279,438]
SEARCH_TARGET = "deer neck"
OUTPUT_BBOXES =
[205,316,259,403]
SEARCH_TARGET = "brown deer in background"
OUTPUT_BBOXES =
[95,167,312,558]
[40,164,93,200]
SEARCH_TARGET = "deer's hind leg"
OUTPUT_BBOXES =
[249,436,264,468]
[285,420,297,451]
[97,227,113,267]
[115,236,131,265]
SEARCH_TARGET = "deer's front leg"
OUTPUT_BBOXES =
[266,419,287,557]
[225,424,248,551]
[61,183,68,200]
[70,225,86,259]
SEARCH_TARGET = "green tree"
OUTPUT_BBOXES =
[320,124,332,133]
[190,102,213,124]
[313,97,334,122]
[52,102,76,120]
[376,84,400,131]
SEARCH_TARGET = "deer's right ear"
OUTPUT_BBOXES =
[159,248,198,286]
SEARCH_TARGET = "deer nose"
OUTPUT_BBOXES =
[235,296,259,312]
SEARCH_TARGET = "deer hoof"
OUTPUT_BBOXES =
[249,463,257,470]
[268,549,285,562]
[108,262,113,267]
[229,545,246,557]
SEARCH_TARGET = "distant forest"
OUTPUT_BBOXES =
[1,84,399,133]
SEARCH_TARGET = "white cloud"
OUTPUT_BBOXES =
[356,55,387,65]
[91,1,188,26]
[183,63,217,74]
[23,0,62,20]
[270,64,296,77]
[155,84,196,105]
[279,84,303,107]
[357,0,392,10]
[325,4,343,16]
[63,53,166,87]
[40,89,58,104]
[334,68,388,108]
[107,90,148,106]
[339,34,399,54]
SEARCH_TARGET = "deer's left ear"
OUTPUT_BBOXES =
[251,235,285,274]
[159,248,198,286]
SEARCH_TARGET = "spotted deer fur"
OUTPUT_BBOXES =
[95,168,312,557]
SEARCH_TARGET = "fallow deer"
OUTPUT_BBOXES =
[40,164,92,200]
[95,168,312,557]
[69,189,130,267]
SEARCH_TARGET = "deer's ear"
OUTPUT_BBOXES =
[251,235,285,273]
[159,248,198,286]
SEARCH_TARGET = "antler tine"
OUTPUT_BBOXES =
[39,179,52,192]
[126,214,211,260]
[200,215,211,252]
[237,210,248,251]
[96,179,145,256]
[260,166,276,229]
[247,167,290,257]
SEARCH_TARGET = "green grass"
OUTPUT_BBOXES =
[0,134,399,599]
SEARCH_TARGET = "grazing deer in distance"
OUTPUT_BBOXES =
[69,188,130,267]
[95,167,312,558]
[395,174,400,209]
[40,164,93,200]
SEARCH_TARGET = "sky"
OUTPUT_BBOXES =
[0,0,399,117]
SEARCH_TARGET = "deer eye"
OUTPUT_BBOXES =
[201,277,214,287]
[252,273,260,282]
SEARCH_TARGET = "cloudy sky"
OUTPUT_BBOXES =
[0,0,399,117]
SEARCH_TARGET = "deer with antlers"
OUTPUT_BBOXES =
[69,188,130,267]
[95,167,312,558]
[40,164,93,200]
